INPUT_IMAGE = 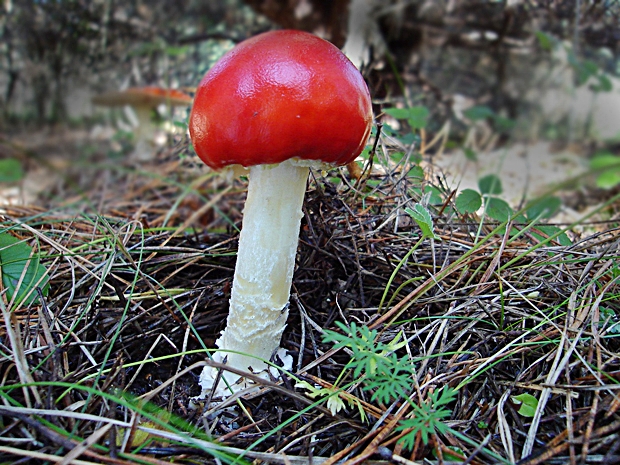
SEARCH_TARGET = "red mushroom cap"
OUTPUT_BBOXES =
[189,30,373,170]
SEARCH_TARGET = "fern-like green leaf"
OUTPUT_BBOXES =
[397,386,457,448]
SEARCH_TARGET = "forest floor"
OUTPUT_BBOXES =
[1,122,619,464]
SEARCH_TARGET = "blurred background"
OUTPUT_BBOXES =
[0,1,617,126]
[1,0,619,210]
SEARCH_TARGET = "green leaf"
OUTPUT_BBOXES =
[493,115,516,132]
[366,369,411,404]
[384,106,429,130]
[463,147,478,162]
[534,225,573,246]
[605,322,620,334]
[383,108,410,120]
[486,197,512,222]
[596,171,620,189]
[164,45,189,57]
[407,106,429,130]
[0,232,49,306]
[406,204,439,239]
[590,153,620,188]
[574,59,599,86]
[0,159,25,183]
[591,73,613,93]
[397,387,456,448]
[512,393,538,418]
[534,31,554,51]
[478,174,503,195]
[599,307,620,333]
[526,196,561,220]
[463,105,495,121]
[590,152,619,169]
[424,185,444,205]
[433,386,458,407]
[398,132,418,145]
[582,60,599,76]
[380,123,397,137]
[408,165,424,180]
[323,322,415,404]
[455,189,482,214]
[390,152,405,163]
[433,446,465,462]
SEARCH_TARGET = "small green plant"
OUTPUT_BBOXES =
[374,203,434,312]
[0,158,25,183]
[410,184,444,206]
[524,196,572,246]
[455,175,572,246]
[455,188,482,214]
[455,174,511,223]
[397,386,458,448]
[322,321,413,404]
[0,232,49,305]
[383,105,429,145]
[535,30,613,93]
[590,151,620,189]
[512,392,538,417]
[433,445,465,462]
[320,321,458,449]
[406,203,440,240]
[455,174,513,244]
[599,307,620,333]
[477,174,512,222]
[462,105,515,133]
[293,382,351,417]
[384,106,429,131]
[567,50,613,92]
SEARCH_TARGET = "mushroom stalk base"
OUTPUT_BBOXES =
[199,160,309,397]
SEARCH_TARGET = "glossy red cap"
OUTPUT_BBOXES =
[189,30,373,170]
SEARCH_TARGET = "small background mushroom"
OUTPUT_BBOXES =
[92,87,193,161]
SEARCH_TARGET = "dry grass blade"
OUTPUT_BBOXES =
[59,423,113,465]
[0,297,42,407]
[497,391,515,463]
[522,326,584,457]
[0,447,100,465]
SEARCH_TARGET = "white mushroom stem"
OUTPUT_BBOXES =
[342,0,384,70]
[199,159,309,394]
[131,105,157,161]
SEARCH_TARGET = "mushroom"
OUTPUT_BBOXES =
[92,87,193,160]
[189,29,373,396]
